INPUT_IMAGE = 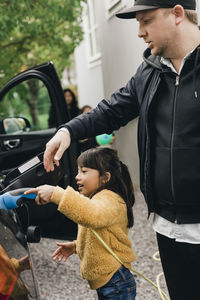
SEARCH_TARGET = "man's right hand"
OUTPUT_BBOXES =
[43,130,71,172]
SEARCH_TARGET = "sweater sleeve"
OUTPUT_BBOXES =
[10,258,23,273]
[51,186,127,228]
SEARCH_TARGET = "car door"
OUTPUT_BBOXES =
[0,62,79,241]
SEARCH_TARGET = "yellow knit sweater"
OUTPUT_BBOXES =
[51,186,136,290]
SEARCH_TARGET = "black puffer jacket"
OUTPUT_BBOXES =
[64,46,200,224]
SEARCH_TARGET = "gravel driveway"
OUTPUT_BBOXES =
[29,189,169,300]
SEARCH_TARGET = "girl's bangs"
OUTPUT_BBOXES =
[77,149,99,170]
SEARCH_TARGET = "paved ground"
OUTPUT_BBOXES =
[29,188,169,300]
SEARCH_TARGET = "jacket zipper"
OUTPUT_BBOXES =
[144,72,161,211]
[170,75,180,221]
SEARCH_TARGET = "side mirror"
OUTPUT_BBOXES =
[0,117,31,134]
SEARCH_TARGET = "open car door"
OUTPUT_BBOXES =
[0,62,79,241]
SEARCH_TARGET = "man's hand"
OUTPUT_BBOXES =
[44,130,71,172]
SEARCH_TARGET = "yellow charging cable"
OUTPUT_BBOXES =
[90,228,169,300]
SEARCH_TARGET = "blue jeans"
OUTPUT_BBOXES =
[96,266,136,299]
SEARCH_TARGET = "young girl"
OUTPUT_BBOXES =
[25,147,136,299]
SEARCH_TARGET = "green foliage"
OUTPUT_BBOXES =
[0,0,86,86]
[0,84,28,119]
[0,79,52,130]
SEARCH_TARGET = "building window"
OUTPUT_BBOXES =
[84,0,101,65]
[105,0,126,19]
[107,0,121,11]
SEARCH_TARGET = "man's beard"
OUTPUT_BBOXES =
[151,46,165,57]
[151,41,170,57]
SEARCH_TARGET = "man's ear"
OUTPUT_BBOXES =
[102,172,111,184]
[172,5,185,25]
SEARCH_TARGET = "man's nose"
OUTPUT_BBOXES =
[138,25,146,38]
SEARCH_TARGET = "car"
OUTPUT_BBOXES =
[0,62,80,300]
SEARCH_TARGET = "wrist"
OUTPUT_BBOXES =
[50,186,64,205]
[57,127,71,139]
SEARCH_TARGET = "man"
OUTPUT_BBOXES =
[43,1,200,299]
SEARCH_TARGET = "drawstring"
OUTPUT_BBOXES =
[193,47,200,100]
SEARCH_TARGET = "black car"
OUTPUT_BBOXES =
[0,62,79,300]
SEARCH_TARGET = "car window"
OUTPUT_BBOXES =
[0,78,53,134]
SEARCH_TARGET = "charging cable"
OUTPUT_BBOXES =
[90,228,169,300]
[0,188,36,211]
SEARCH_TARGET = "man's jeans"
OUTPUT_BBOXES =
[96,266,136,299]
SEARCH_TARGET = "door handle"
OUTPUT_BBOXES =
[3,139,21,149]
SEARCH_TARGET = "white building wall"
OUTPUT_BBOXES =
[75,41,104,108]
[74,0,106,108]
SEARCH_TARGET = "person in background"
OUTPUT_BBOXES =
[25,147,136,299]
[64,88,80,119]
[79,105,92,114]
[79,105,98,152]
[79,105,116,152]
[49,88,80,127]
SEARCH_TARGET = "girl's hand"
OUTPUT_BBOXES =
[24,185,55,205]
[52,241,76,263]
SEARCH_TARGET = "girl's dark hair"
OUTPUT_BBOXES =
[63,88,80,118]
[77,147,135,227]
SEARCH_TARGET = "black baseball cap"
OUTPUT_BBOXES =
[116,0,196,19]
